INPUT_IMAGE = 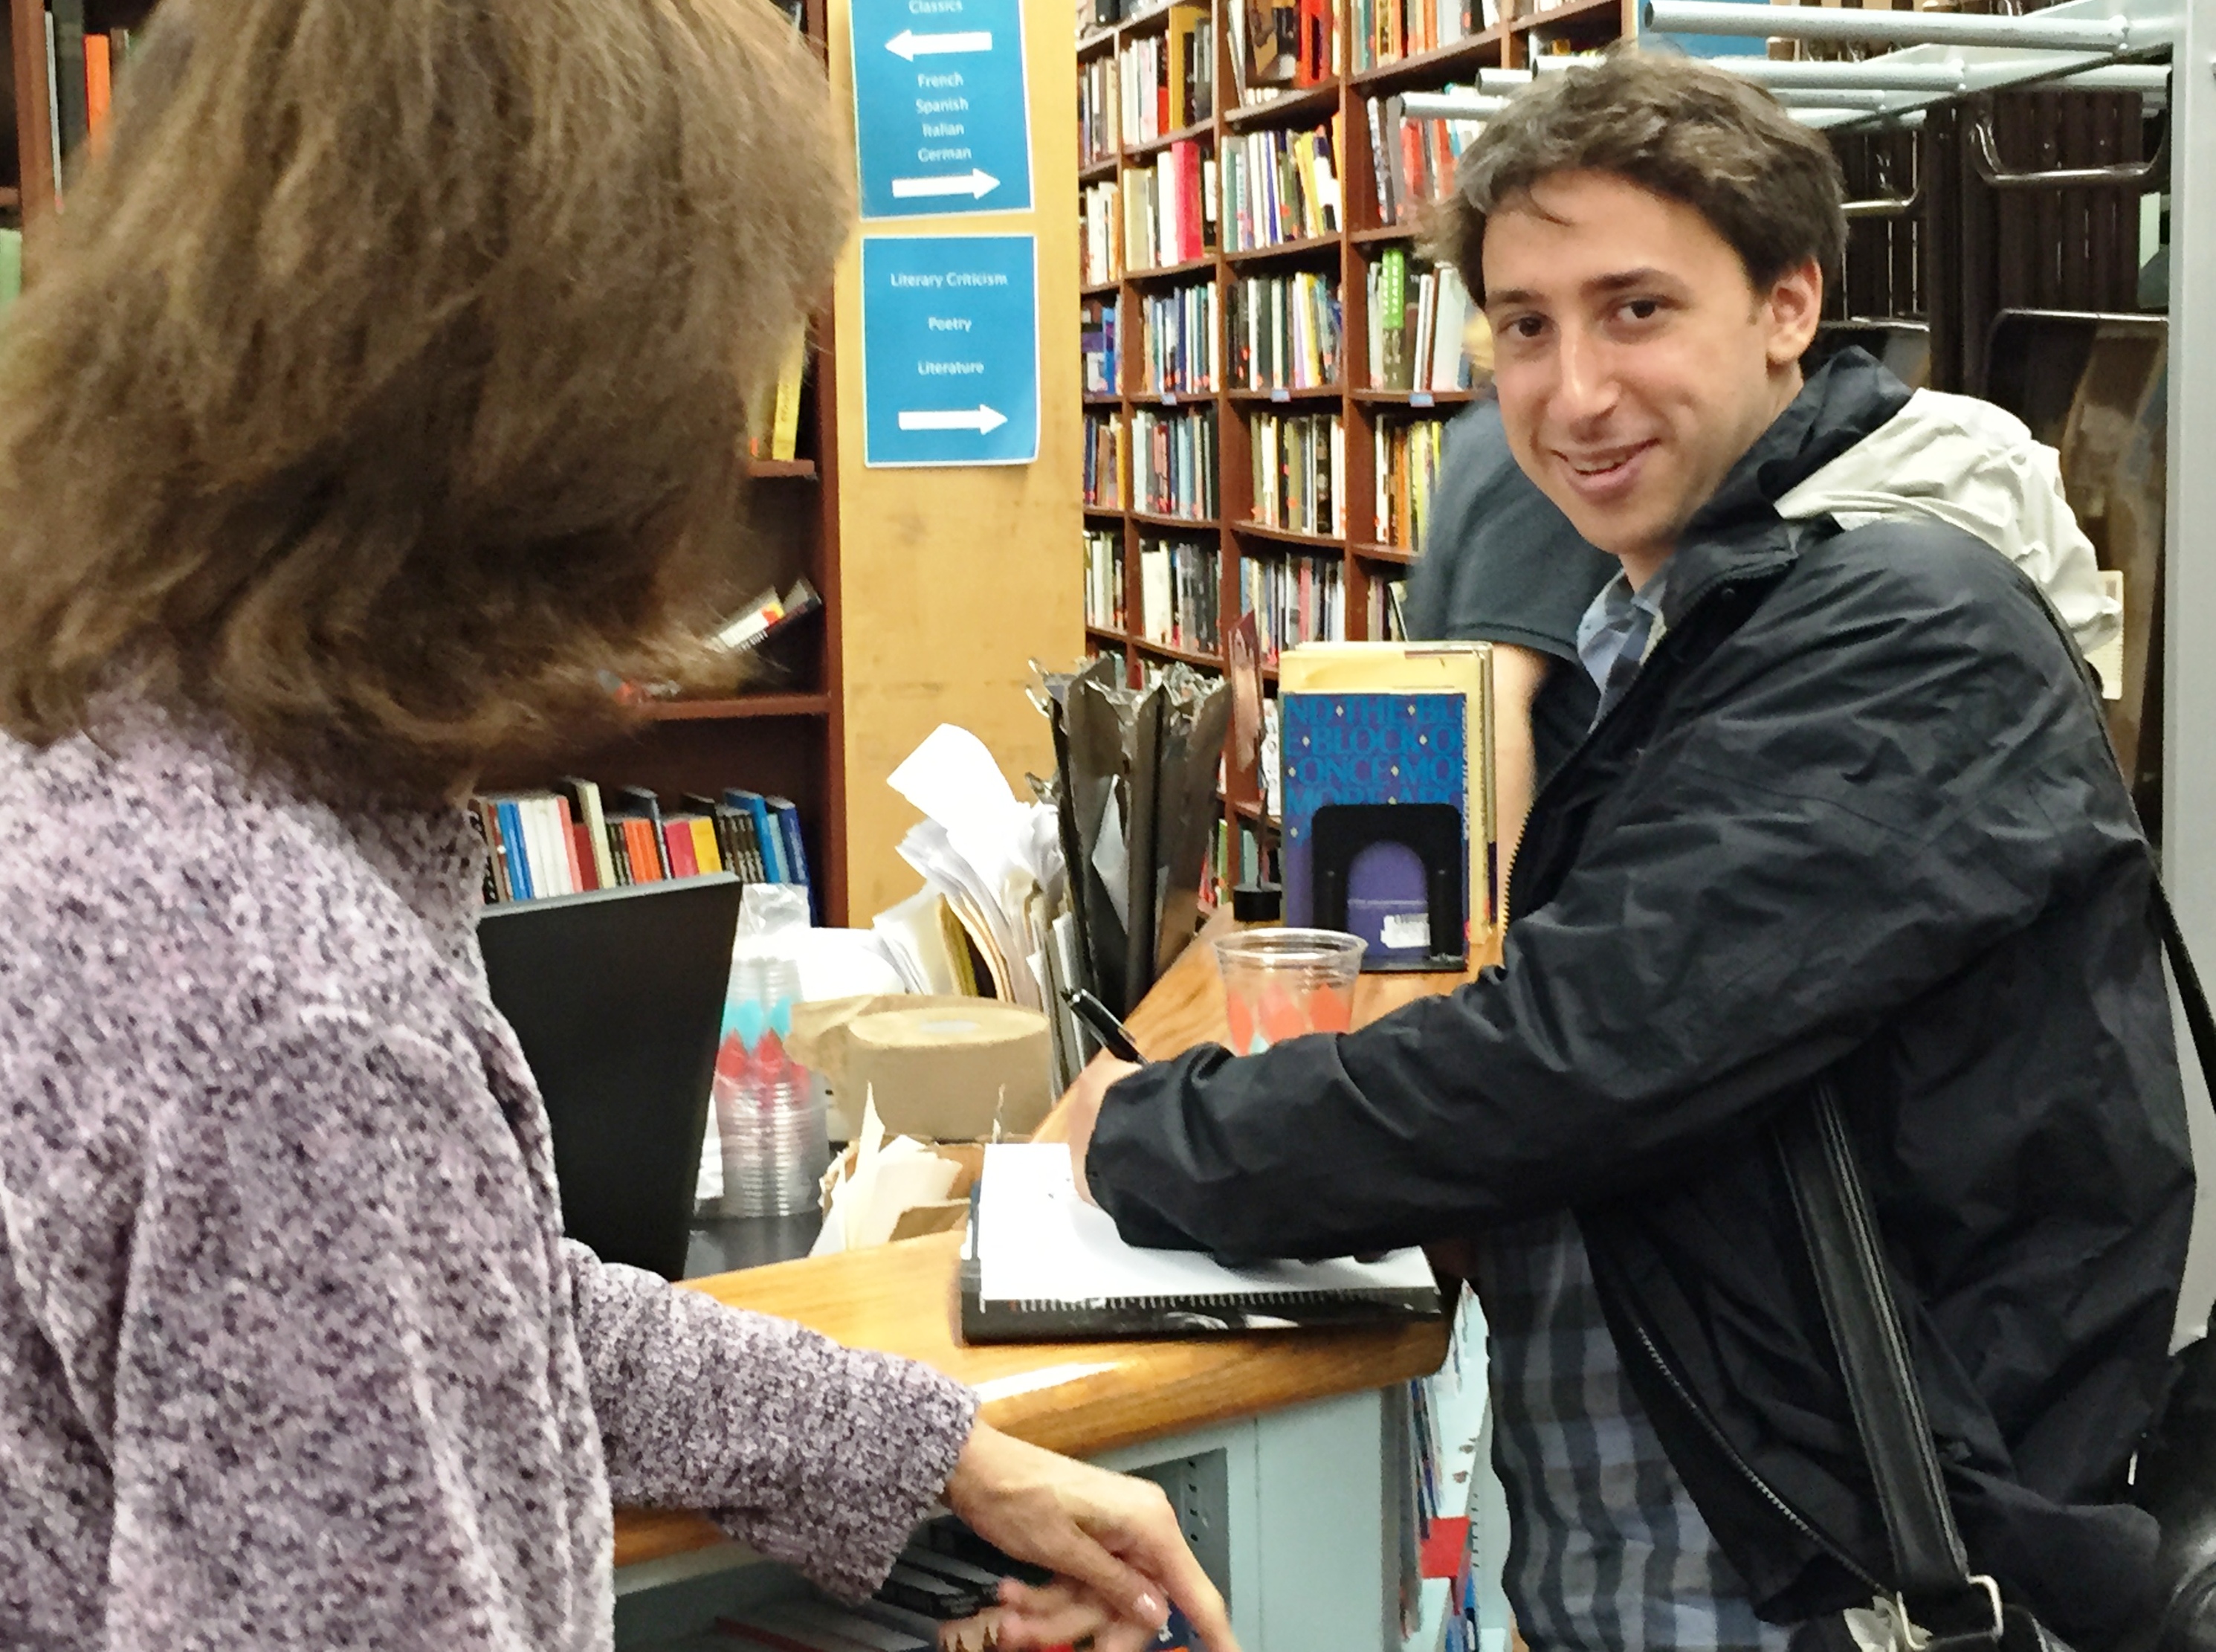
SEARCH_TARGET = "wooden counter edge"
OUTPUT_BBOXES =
[612,1236,1450,1570]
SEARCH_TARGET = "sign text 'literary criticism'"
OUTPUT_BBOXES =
[861,235,1040,468]
[850,0,1033,219]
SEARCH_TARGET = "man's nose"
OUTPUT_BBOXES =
[1550,326,1621,431]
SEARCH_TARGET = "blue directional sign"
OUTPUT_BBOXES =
[861,235,1039,468]
[851,0,1033,220]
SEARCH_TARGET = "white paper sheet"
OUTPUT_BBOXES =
[976,1143,1435,1305]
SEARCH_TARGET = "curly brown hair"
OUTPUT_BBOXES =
[0,0,851,799]
[1435,47,1845,305]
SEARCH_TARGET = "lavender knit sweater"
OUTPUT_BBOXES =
[0,706,979,1650]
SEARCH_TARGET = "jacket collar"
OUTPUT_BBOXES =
[1660,347,1915,628]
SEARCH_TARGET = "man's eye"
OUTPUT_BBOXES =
[1621,298,1661,322]
[1508,315,1545,339]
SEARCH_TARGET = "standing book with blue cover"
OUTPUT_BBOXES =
[1280,690,1469,968]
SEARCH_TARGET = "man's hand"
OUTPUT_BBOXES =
[943,1420,1238,1652]
[1059,1053,1140,1207]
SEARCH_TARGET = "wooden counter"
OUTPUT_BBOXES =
[615,922,1500,1570]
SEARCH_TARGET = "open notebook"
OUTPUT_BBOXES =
[960,1143,1444,1342]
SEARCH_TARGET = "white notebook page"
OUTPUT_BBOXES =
[977,1143,1435,1305]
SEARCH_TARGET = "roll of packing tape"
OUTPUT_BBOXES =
[843,1003,1053,1142]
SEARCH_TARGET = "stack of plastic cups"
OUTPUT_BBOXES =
[715,955,831,1217]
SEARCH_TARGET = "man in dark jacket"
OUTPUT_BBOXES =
[1059,51,2191,1649]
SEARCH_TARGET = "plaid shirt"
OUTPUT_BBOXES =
[1473,561,1793,1651]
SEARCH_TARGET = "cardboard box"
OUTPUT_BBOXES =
[789,995,1053,1142]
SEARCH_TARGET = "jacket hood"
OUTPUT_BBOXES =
[1777,386,2122,656]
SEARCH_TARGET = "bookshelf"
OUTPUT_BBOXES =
[5,0,856,923]
[1073,0,1632,897]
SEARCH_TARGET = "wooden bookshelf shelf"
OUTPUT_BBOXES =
[1235,520,1346,550]
[0,187,19,211]
[1126,253,1221,283]
[644,691,833,723]
[1085,391,1123,406]
[1224,234,1342,268]
[1080,155,1118,183]
[1514,0,1626,30]
[1125,114,1217,161]
[1350,25,1508,91]
[1073,0,1629,901]
[1085,501,1129,517]
[1083,277,1124,297]
[1131,634,1228,670]
[1354,387,1478,406]
[1224,80,1343,129]
[747,458,818,479]
[1227,384,1345,403]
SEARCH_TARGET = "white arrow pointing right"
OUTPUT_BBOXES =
[886,28,993,58]
[899,405,1009,434]
[889,168,1001,200]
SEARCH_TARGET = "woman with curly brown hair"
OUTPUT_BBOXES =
[0,3,1234,1649]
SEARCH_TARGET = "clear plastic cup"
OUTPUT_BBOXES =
[1213,928,1366,1055]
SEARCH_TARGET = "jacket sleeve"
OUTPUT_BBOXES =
[1088,529,2143,1259]
[567,1247,977,1596]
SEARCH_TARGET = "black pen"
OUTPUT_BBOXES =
[1062,987,1145,1063]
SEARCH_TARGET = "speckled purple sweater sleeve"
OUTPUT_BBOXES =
[0,711,978,1651]
[570,1248,976,1590]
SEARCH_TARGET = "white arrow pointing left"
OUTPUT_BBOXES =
[887,28,993,58]
[899,405,1009,434]
[890,169,1001,200]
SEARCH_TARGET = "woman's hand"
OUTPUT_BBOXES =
[1059,1054,1141,1207]
[942,1420,1238,1651]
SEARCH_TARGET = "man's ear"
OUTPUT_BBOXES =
[1763,256,1824,367]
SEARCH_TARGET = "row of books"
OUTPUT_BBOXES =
[1084,410,1126,507]
[1249,410,1346,538]
[1367,570,1412,642]
[1082,178,1122,285]
[1085,527,1126,630]
[744,335,810,463]
[1375,413,1450,550]
[1208,815,1275,903]
[1222,123,1343,252]
[1241,550,1348,663]
[1124,141,1218,271]
[32,4,135,187]
[1082,296,1120,395]
[1369,249,1477,393]
[1134,404,1221,520]
[1138,535,1223,654]
[1117,5,1216,146]
[1079,52,1119,167]
[472,781,810,907]
[1229,270,1342,392]
[1230,0,1339,98]
[1353,0,1502,72]
[1138,282,1221,395]
[1366,94,1485,228]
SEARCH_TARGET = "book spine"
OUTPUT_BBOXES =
[51,0,88,159]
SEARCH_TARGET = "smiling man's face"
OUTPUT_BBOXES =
[1482,169,1821,585]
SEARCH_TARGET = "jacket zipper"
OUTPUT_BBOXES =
[1621,1305,1886,1593]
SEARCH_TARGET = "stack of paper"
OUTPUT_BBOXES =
[886,726,1066,1011]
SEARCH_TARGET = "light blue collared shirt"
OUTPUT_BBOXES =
[1574,561,1673,725]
